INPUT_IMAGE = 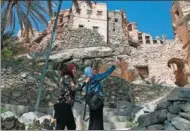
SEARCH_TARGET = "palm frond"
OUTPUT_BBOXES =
[2,0,55,41]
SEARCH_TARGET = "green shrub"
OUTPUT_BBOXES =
[1,47,13,58]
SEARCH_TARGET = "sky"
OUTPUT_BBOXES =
[14,1,174,39]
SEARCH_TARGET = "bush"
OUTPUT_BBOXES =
[1,47,13,58]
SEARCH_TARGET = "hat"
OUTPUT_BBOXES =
[84,66,93,77]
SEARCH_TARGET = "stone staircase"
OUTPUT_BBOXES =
[73,103,139,130]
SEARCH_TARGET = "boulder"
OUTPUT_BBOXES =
[166,113,177,122]
[138,109,168,127]
[156,101,171,110]
[1,111,17,130]
[18,112,45,126]
[147,124,164,130]
[27,115,54,130]
[179,112,190,121]
[1,111,25,130]
[167,88,190,102]
[164,120,176,130]
[168,102,181,114]
[171,117,190,130]
[48,47,113,62]
[181,102,190,113]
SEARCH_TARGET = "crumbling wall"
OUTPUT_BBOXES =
[131,40,186,86]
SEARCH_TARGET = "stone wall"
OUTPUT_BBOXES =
[131,40,186,86]
[1,59,174,108]
[133,88,190,130]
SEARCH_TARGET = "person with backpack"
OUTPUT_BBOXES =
[53,63,77,130]
[82,60,120,130]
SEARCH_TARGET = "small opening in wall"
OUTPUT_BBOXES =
[113,28,115,31]
[76,8,81,14]
[153,40,157,44]
[138,33,142,40]
[93,26,99,32]
[128,24,132,31]
[175,10,180,17]
[79,25,84,28]
[135,66,149,79]
[87,9,92,15]
[114,18,118,22]
[59,18,63,23]
[145,36,150,44]
[97,11,103,15]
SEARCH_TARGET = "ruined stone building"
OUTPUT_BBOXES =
[171,1,190,71]
[72,2,108,42]
[127,22,165,46]
[48,1,165,46]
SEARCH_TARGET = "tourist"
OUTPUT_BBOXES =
[53,63,77,130]
[82,60,120,130]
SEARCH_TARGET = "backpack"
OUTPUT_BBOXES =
[83,81,104,121]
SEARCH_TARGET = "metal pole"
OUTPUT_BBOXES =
[35,0,63,111]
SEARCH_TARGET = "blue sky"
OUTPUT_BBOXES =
[14,1,174,39]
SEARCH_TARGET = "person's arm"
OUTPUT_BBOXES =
[95,65,116,81]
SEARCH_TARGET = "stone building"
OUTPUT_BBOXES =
[108,10,127,44]
[72,1,108,42]
[171,1,190,71]
[126,22,164,46]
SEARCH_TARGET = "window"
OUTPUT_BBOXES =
[138,33,142,40]
[153,40,157,44]
[128,24,132,31]
[79,25,84,28]
[139,40,143,44]
[76,8,81,14]
[114,18,118,22]
[175,10,180,17]
[87,9,92,15]
[135,66,149,79]
[59,18,63,23]
[97,11,103,15]
[93,26,99,32]
[145,36,150,44]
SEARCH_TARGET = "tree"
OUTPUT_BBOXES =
[1,0,56,42]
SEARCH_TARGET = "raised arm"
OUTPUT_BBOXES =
[95,65,116,81]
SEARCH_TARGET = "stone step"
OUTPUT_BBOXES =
[104,115,131,122]
[73,107,133,117]
[74,111,132,123]
[77,121,128,130]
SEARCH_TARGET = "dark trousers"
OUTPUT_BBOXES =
[56,120,76,130]
[89,104,104,130]
[55,103,76,130]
